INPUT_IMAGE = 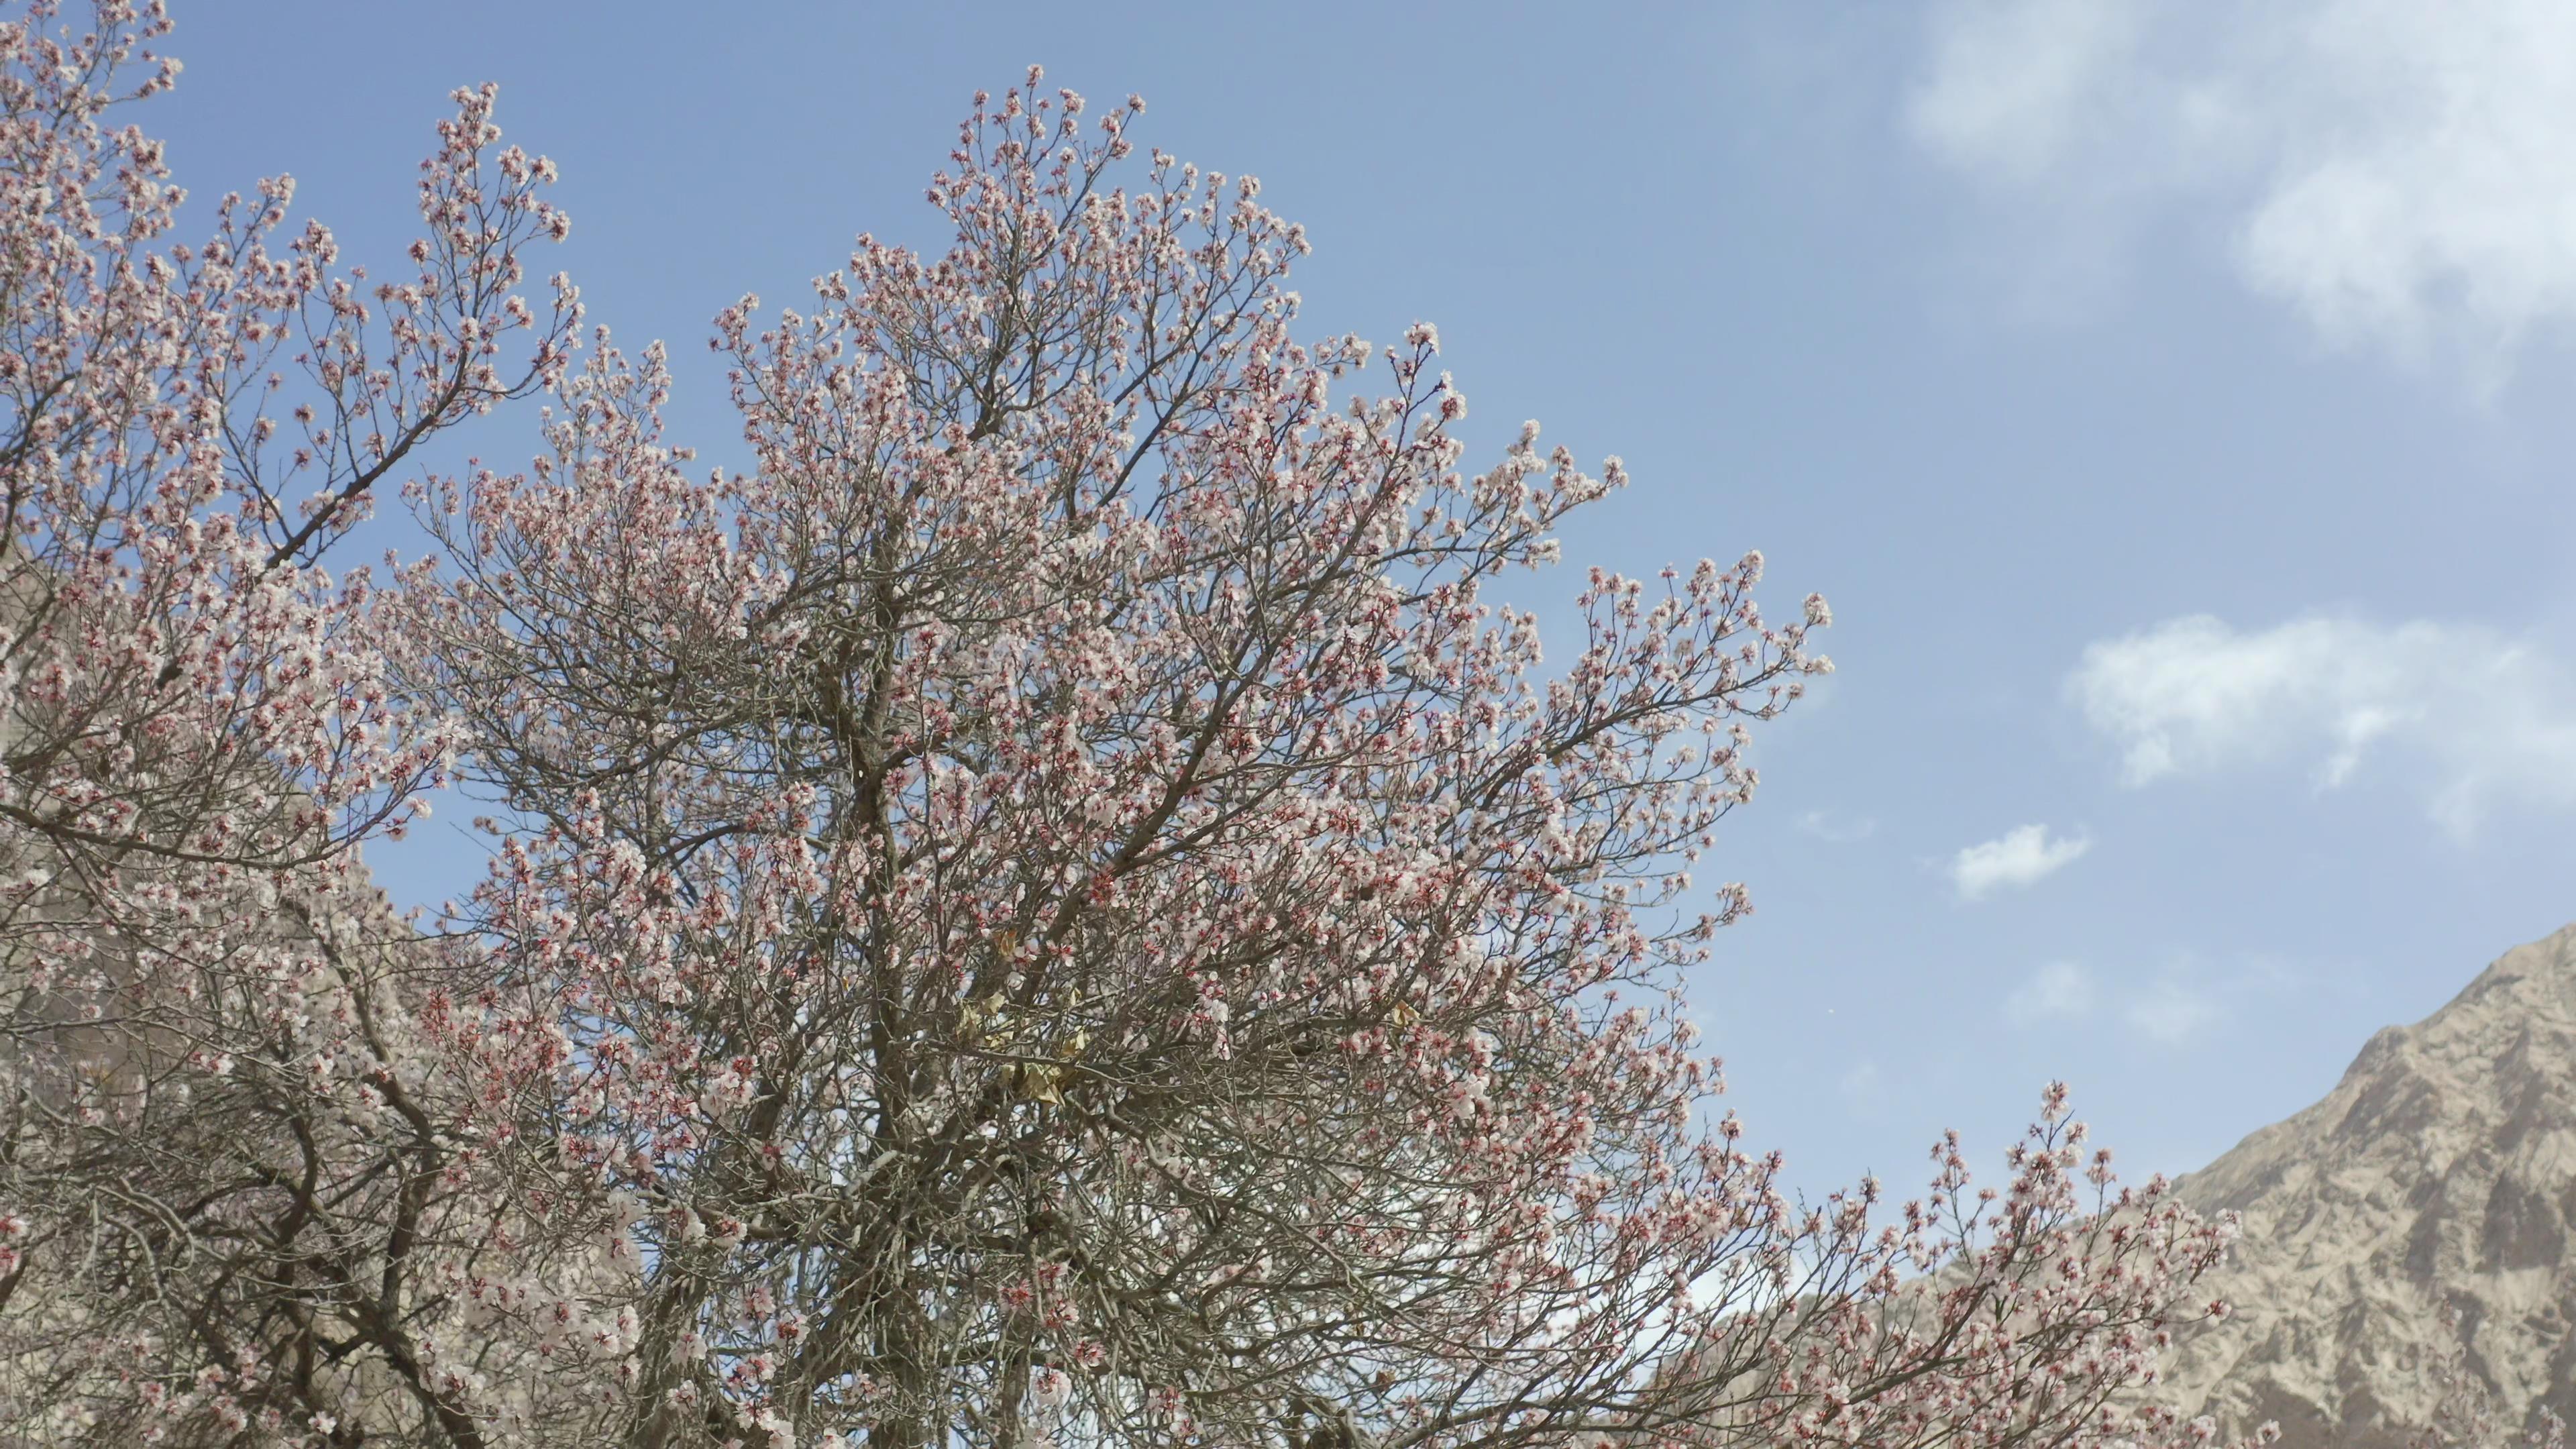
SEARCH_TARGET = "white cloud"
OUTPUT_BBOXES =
[1909,0,2576,378]
[2067,614,2576,835]
[1797,810,1880,843]
[1949,824,2091,900]
[2005,961,2098,1026]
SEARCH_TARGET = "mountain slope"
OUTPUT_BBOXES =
[2157,924,2576,1446]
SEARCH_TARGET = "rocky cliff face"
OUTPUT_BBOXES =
[2157,924,2576,1446]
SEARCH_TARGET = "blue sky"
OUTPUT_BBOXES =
[155,1,2576,1195]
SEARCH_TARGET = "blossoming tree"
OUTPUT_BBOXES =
[0,1,576,1440]
[0,7,2249,1446]
[385,70,2242,1449]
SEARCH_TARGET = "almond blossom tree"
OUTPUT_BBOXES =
[377,72,2246,1449]
[0,2,578,1441]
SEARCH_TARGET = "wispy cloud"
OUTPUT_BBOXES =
[1839,1059,1884,1118]
[1911,0,2149,186]
[2066,613,2576,835]
[1949,824,2090,900]
[2122,977,2224,1045]
[2004,961,2098,1026]
[1797,810,1880,844]
[1909,0,2576,380]
[1997,955,2294,1046]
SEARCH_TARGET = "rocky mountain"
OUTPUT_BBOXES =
[2156,924,2576,1446]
